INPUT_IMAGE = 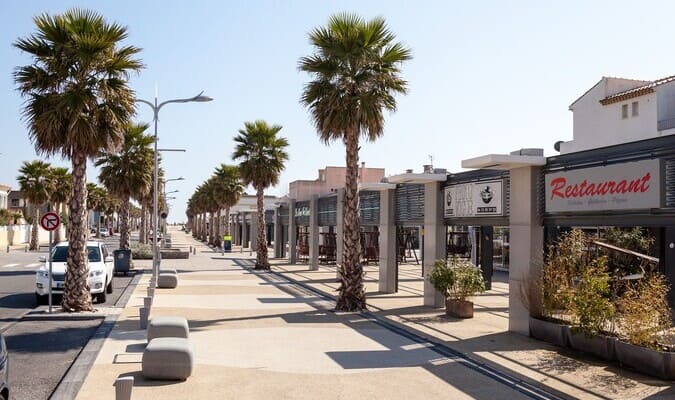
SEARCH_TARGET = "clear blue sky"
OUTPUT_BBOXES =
[2,1,674,222]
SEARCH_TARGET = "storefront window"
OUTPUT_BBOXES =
[493,227,509,271]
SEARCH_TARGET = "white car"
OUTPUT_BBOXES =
[35,241,114,304]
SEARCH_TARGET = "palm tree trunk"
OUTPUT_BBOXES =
[210,212,216,246]
[30,204,39,251]
[63,153,93,312]
[255,185,269,270]
[336,129,365,311]
[224,206,231,236]
[202,213,207,241]
[215,209,222,248]
[95,208,101,239]
[119,195,130,250]
[53,202,61,244]
[139,204,146,244]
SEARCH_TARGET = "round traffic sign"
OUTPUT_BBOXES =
[40,212,60,231]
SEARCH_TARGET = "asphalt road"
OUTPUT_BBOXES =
[0,237,138,400]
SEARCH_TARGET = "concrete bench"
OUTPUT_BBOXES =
[147,316,189,342]
[160,268,178,275]
[142,337,194,380]
[158,271,178,288]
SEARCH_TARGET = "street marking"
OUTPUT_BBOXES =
[25,263,41,268]
[1,264,19,268]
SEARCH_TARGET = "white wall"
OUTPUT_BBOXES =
[562,78,659,154]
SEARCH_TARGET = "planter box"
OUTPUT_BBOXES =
[445,299,473,318]
[615,340,675,380]
[568,330,616,361]
[160,249,189,259]
[529,317,570,347]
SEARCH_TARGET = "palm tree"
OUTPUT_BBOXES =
[14,9,143,312]
[17,160,53,250]
[213,164,244,241]
[87,183,106,238]
[299,13,411,311]
[49,167,72,243]
[232,120,289,270]
[97,123,154,249]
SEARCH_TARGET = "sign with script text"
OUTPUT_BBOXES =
[444,180,503,218]
[545,159,661,213]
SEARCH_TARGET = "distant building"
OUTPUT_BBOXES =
[0,184,10,210]
[561,75,675,154]
[288,164,385,201]
[8,190,49,221]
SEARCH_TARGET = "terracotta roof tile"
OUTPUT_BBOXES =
[600,75,675,105]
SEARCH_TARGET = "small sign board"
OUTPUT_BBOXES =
[40,212,60,231]
[444,180,504,218]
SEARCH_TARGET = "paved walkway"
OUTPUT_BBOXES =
[75,230,674,399]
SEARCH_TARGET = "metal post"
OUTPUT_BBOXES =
[48,230,53,313]
[152,97,159,286]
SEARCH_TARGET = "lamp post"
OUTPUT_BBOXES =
[136,92,212,285]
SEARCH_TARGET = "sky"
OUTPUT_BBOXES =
[1,1,675,223]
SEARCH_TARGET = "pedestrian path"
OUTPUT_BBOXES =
[76,232,538,400]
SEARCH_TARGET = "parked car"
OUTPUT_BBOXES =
[35,241,114,304]
[99,227,108,237]
[0,333,8,400]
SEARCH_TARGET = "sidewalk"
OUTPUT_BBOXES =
[271,262,675,399]
[74,231,555,400]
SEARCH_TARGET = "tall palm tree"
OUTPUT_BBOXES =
[232,120,289,270]
[299,13,411,311]
[86,183,106,238]
[17,160,53,250]
[96,123,154,249]
[49,167,72,244]
[14,9,143,312]
[213,164,244,240]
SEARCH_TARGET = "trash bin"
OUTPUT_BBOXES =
[113,249,132,276]
[223,235,232,252]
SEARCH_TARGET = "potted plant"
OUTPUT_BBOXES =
[429,258,486,318]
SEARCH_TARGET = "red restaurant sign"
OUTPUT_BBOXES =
[545,159,661,213]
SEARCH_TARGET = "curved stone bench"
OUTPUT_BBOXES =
[147,316,189,342]
[158,272,178,288]
[142,337,194,380]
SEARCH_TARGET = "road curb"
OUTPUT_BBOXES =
[50,272,143,400]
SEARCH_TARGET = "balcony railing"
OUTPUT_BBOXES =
[657,118,675,131]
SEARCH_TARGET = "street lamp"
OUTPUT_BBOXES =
[136,92,212,285]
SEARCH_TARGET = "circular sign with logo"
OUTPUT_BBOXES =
[40,212,60,231]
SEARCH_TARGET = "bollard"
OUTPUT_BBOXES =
[139,307,148,329]
[190,245,193,253]
[147,287,154,298]
[6,245,9,253]
[143,296,152,310]
[25,245,28,252]
[115,376,134,400]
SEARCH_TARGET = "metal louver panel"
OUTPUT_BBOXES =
[359,191,380,226]
[264,210,274,224]
[318,196,337,226]
[395,184,424,224]
[666,158,675,208]
[295,200,310,226]
[279,206,289,226]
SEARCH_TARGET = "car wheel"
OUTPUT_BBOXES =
[35,292,47,306]
[106,276,113,294]
[96,289,107,304]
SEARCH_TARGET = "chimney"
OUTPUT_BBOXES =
[359,162,365,182]
[405,169,413,174]
[423,164,433,174]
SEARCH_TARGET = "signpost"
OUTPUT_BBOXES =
[40,212,60,313]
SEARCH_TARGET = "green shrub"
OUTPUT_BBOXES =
[131,243,152,259]
[569,256,614,335]
[429,258,486,302]
[542,229,587,320]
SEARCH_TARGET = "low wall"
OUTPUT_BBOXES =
[0,224,66,248]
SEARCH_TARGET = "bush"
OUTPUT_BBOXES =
[542,229,587,320]
[569,256,614,335]
[429,258,486,302]
[131,243,152,259]
[616,272,672,348]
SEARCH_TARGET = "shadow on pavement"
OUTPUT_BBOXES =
[0,292,36,309]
